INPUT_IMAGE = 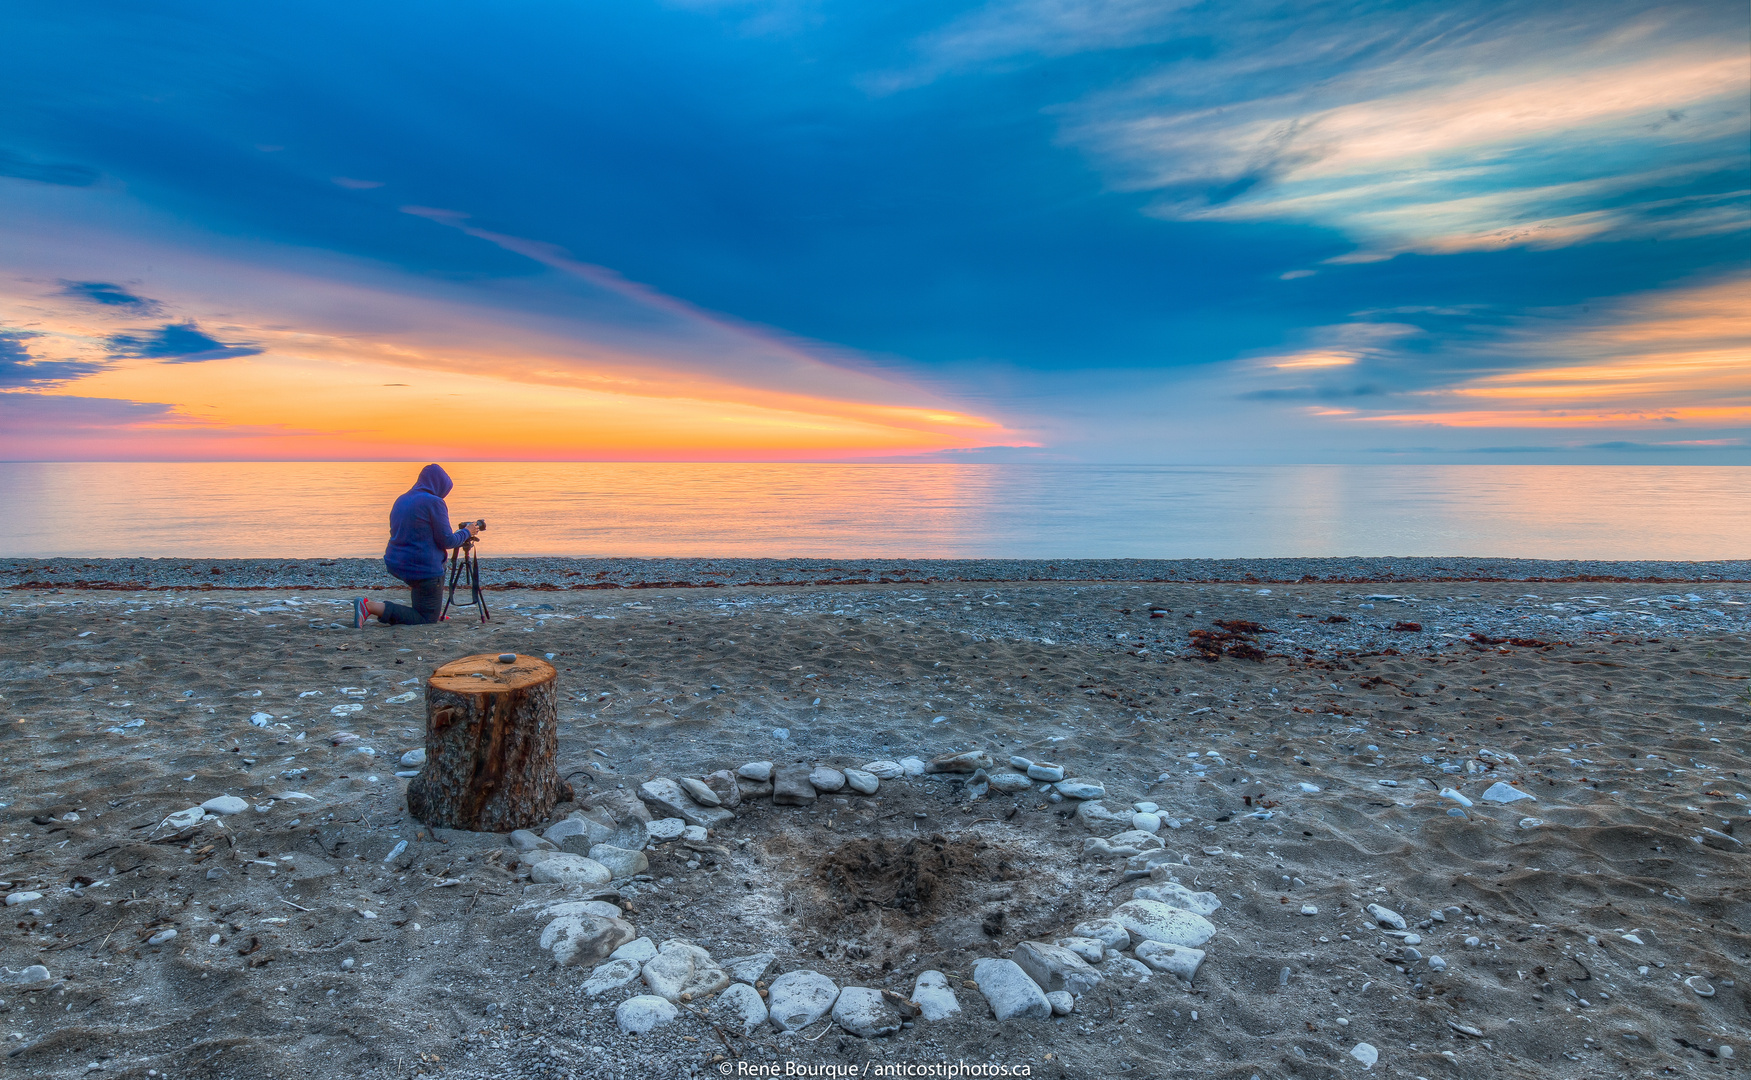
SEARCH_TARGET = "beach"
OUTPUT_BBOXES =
[2,561,1747,1079]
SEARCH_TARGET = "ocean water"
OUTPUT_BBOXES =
[0,462,1744,561]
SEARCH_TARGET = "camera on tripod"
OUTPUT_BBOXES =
[463,518,486,531]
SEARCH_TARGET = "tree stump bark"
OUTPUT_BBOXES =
[406,653,571,832]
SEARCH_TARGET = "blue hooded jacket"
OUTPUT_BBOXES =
[383,464,470,581]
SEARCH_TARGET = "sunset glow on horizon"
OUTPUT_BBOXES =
[1,0,1745,462]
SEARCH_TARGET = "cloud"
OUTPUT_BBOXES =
[0,147,99,187]
[0,330,107,388]
[57,280,161,312]
[332,177,384,189]
[104,320,262,363]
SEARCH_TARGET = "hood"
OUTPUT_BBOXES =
[409,463,453,499]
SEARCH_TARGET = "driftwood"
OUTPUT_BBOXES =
[406,653,570,831]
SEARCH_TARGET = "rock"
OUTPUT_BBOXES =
[703,770,742,809]
[678,777,721,807]
[160,806,205,830]
[772,765,819,806]
[723,952,777,984]
[809,767,847,793]
[1300,904,1318,915]
[5,892,44,907]
[911,970,961,1021]
[1054,778,1105,800]
[842,768,879,795]
[583,958,644,996]
[1126,849,1183,875]
[1366,903,1407,930]
[1427,955,1447,972]
[1438,786,1473,808]
[1133,801,1159,813]
[592,788,652,825]
[712,981,768,1035]
[988,771,1034,794]
[681,803,734,829]
[148,929,178,946]
[1133,881,1222,917]
[1106,830,1164,850]
[832,986,902,1037]
[1082,837,1141,860]
[510,829,555,852]
[898,757,927,776]
[682,825,708,844]
[1518,816,1544,829]
[530,855,613,887]
[0,965,51,985]
[517,848,562,869]
[539,900,623,920]
[966,769,990,798]
[737,761,773,782]
[1026,762,1065,782]
[400,748,426,767]
[1104,954,1153,981]
[1131,812,1163,833]
[1481,781,1535,803]
[767,970,840,1031]
[1111,900,1215,948]
[740,780,774,799]
[588,844,648,878]
[1056,937,1105,964]
[1350,1042,1379,1068]
[647,818,686,840]
[1074,801,1128,832]
[1047,990,1074,1015]
[611,936,658,963]
[641,941,729,1003]
[1072,919,1131,951]
[546,817,613,851]
[925,750,992,774]
[971,957,1051,1022]
[639,778,695,818]
[610,818,650,852]
[1134,941,1204,982]
[1012,941,1103,996]
[540,914,636,966]
[615,995,678,1035]
[862,760,905,780]
[1009,755,1033,769]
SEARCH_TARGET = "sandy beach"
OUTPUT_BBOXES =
[2,565,1747,1079]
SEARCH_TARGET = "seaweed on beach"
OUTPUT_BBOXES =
[1189,620,1276,661]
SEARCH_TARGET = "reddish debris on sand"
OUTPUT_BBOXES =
[1390,621,1423,632]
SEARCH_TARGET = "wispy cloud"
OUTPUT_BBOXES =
[58,280,161,312]
[0,330,106,387]
[104,321,262,363]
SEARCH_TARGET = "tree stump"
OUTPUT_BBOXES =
[406,653,571,832]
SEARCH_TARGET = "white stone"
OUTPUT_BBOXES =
[1131,812,1163,833]
[712,981,768,1034]
[1056,937,1104,964]
[399,748,426,767]
[610,936,658,963]
[5,892,43,907]
[540,914,636,966]
[615,995,678,1034]
[1054,778,1105,799]
[682,825,708,844]
[898,757,927,776]
[842,768,879,795]
[809,767,847,793]
[530,855,613,887]
[1300,904,1319,916]
[1047,990,1074,1016]
[678,777,720,806]
[1071,919,1130,951]
[972,957,1051,1022]
[988,771,1035,793]
[1133,801,1159,813]
[1366,903,1406,930]
[767,969,840,1031]
[1427,955,1447,971]
[1350,1042,1379,1068]
[911,970,961,1021]
[1133,941,1204,982]
[1012,941,1102,996]
[833,986,901,1037]
[1106,830,1164,850]
[583,958,643,996]
[722,952,777,984]
[1481,782,1536,803]
[1026,762,1065,782]
[1132,882,1222,917]
[160,806,206,830]
[641,941,729,1003]
[1111,900,1215,948]
[588,844,648,878]
[147,929,178,946]
[647,818,686,840]
[1438,787,1473,808]
[737,761,773,782]
[861,760,904,780]
[1518,816,1544,829]
[1075,801,1128,832]
[0,965,51,985]
[1299,782,1321,793]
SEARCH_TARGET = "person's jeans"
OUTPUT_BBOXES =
[379,576,443,625]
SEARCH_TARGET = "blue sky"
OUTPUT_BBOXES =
[0,0,1746,461]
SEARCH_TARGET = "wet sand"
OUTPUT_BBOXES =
[1,578,1747,1079]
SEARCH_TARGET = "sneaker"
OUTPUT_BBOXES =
[353,597,368,629]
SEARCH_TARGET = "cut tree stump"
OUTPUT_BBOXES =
[406,653,572,832]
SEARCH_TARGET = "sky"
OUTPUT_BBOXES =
[0,0,1746,463]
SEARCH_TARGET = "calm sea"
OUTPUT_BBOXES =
[0,463,1743,560]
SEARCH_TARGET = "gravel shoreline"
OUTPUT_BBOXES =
[4,555,1747,591]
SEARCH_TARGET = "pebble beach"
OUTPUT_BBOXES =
[2,558,1747,1079]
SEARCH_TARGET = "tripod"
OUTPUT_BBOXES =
[441,538,490,623]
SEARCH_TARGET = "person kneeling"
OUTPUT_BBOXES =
[353,463,478,627]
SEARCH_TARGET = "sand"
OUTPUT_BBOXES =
[1,574,1747,1079]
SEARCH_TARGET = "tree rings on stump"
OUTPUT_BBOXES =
[406,652,569,832]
